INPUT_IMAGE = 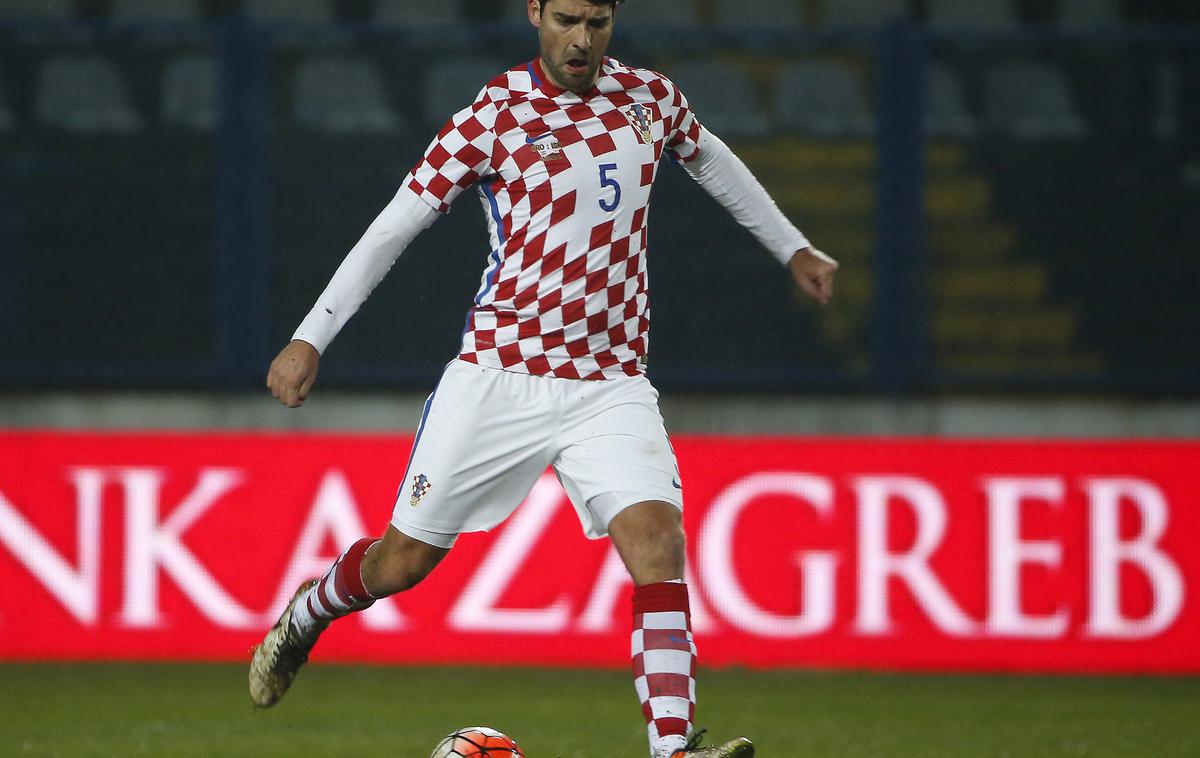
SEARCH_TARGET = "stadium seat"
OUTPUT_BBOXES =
[503,2,532,23]
[1058,0,1121,27]
[245,0,332,26]
[501,1,698,27]
[110,0,199,23]
[668,60,770,138]
[422,57,506,127]
[822,0,909,27]
[926,0,1016,28]
[161,54,218,130]
[712,0,804,28]
[0,0,71,20]
[373,0,461,26]
[926,63,978,138]
[1154,61,1180,139]
[983,60,1087,139]
[294,55,402,134]
[775,60,874,138]
[616,0,701,28]
[35,55,144,133]
[0,78,14,132]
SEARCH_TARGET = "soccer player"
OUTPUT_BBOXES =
[250,1,837,756]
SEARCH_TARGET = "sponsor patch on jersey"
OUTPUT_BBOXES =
[410,473,432,506]
[621,103,654,145]
[526,131,564,161]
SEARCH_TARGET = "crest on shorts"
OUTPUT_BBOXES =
[410,473,432,507]
[621,103,654,145]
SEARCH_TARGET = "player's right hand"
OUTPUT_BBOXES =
[267,339,320,408]
[789,246,839,306]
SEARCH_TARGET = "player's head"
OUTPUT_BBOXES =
[527,0,622,93]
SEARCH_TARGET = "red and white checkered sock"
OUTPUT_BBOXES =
[632,580,696,758]
[289,537,378,635]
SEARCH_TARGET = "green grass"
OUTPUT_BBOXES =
[2,664,1198,757]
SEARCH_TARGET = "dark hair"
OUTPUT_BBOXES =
[539,0,625,14]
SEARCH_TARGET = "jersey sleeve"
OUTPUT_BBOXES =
[662,77,703,164]
[405,90,498,214]
[683,128,810,266]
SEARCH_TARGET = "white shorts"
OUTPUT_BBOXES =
[390,360,683,547]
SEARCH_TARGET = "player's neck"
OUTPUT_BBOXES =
[536,56,597,95]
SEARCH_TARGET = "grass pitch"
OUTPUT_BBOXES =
[2,663,1197,757]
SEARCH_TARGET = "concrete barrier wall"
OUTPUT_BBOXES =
[3,393,1198,438]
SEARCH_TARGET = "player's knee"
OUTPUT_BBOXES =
[611,501,684,551]
[362,528,448,597]
[610,502,687,584]
[648,520,686,559]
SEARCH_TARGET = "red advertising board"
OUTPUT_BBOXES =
[1,431,1196,672]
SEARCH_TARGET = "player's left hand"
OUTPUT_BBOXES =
[789,247,838,306]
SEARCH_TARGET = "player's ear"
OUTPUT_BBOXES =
[528,0,542,28]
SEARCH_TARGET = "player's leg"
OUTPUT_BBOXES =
[607,502,751,757]
[607,499,697,758]
[361,524,451,596]
[554,375,752,758]
[249,526,449,708]
[607,498,685,585]
[289,524,450,634]
[250,360,557,707]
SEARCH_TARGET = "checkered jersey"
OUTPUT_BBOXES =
[406,57,703,380]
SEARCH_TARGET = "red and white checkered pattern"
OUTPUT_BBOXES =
[632,582,697,757]
[406,57,703,380]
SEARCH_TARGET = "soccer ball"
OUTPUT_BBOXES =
[429,726,525,757]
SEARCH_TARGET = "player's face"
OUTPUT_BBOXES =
[529,0,615,93]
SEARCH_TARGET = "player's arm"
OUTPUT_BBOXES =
[681,128,838,305]
[267,188,438,407]
[269,84,496,408]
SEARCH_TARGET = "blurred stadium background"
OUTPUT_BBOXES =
[1,1,1199,756]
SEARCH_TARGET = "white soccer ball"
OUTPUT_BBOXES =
[429,725,525,757]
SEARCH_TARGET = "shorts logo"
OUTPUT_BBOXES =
[525,131,563,161]
[410,473,432,507]
[621,103,654,145]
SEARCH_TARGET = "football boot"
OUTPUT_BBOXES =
[671,729,755,757]
[248,579,327,707]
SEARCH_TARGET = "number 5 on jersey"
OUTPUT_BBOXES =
[598,163,621,212]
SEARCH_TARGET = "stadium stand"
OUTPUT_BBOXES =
[0,76,14,131]
[1154,61,1180,139]
[161,53,218,130]
[669,59,771,137]
[617,0,701,28]
[110,0,199,22]
[503,2,531,23]
[374,0,462,26]
[4,1,1197,395]
[926,0,1017,28]
[775,60,874,137]
[821,0,910,27]
[35,54,143,133]
[0,0,71,20]
[293,55,401,134]
[1058,0,1121,27]
[244,0,333,26]
[983,59,1087,138]
[926,63,978,138]
[712,0,805,27]
[422,57,506,127]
